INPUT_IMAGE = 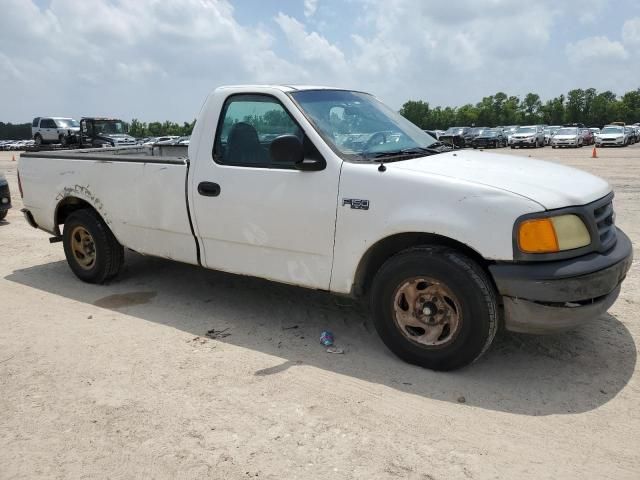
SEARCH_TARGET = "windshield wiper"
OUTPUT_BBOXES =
[365,145,449,161]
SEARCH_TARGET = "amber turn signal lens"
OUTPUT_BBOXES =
[518,218,559,253]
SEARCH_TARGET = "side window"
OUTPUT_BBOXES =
[32,118,40,127]
[214,94,302,168]
[42,119,56,128]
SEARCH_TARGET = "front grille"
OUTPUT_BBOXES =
[592,199,616,250]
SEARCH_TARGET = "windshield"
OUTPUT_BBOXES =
[290,90,438,161]
[601,127,623,134]
[443,127,466,135]
[516,127,536,134]
[556,128,578,135]
[94,120,125,135]
[56,119,79,128]
[481,130,498,137]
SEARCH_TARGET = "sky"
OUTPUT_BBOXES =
[1,0,639,123]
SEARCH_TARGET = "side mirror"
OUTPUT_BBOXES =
[270,134,324,171]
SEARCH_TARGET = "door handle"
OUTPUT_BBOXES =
[198,181,221,197]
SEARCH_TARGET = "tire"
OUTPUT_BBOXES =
[34,134,42,146]
[0,209,7,221]
[370,247,498,371]
[510,145,515,149]
[63,209,124,284]
[59,134,68,147]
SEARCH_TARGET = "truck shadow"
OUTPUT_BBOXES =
[6,252,637,416]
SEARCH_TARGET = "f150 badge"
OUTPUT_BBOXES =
[342,198,370,210]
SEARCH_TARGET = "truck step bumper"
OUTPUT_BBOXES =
[502,286,620,334]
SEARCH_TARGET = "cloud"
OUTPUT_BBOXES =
[565,36,629,63]
[304,0,319,17]
[622,17,640,46]
[274,13,347,77]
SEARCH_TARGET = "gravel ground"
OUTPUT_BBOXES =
[1,145,639,479]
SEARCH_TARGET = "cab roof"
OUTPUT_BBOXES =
[215,84,353,93]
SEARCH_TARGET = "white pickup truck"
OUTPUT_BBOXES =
[19,85,633,371]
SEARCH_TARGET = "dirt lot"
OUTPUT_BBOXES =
[1,145,639,479]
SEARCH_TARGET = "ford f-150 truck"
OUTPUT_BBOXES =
[18,85,633,371]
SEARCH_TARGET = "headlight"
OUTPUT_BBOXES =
[517,214,590,253]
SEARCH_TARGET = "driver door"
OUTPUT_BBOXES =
[190,93,341,290]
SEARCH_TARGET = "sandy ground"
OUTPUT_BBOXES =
[1,145,639,479]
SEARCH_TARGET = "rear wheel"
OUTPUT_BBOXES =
[0,210,7,221]
[370,247,498,371]
[63,209,124,284]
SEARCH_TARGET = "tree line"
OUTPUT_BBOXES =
[0,122,31,140]
[399,88,640,130]
[127,119,196,138]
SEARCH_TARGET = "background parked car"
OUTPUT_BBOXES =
[509,125,545,148]
[625,126,637,145]
[471,129,506,148]
[551,127,583,148]
[467,126,490,145]
[544,125,562,145]
[595,125,628,147]
[32,117,80,146]
[0,173,11,221]
[438,126,470,148]
[580,128,594,145]
[152,136,180,145]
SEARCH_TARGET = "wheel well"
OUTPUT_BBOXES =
[351,232,489,298]
[55,197,98,233]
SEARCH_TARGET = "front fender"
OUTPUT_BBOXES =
[329,162,543,294]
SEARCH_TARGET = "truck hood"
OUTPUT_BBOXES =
[389,150,611,210]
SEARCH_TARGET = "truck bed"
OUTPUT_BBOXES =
[21,145,188,163]
[20,145,199,266]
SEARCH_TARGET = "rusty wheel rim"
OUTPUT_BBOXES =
[392,277,462,347]
[70,226,96,270]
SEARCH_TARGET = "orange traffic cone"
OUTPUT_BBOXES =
[591,146,597,158]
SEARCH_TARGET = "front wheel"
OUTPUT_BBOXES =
[63,209,124,284]
[370,247,498,371]
[0,209,7,221]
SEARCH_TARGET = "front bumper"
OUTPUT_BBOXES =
[510,138,536,146]
[489,228,633,334]
[552,140,579,147]
[473,139,499,148]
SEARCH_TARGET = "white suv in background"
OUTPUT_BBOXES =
[32,117,81,146]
